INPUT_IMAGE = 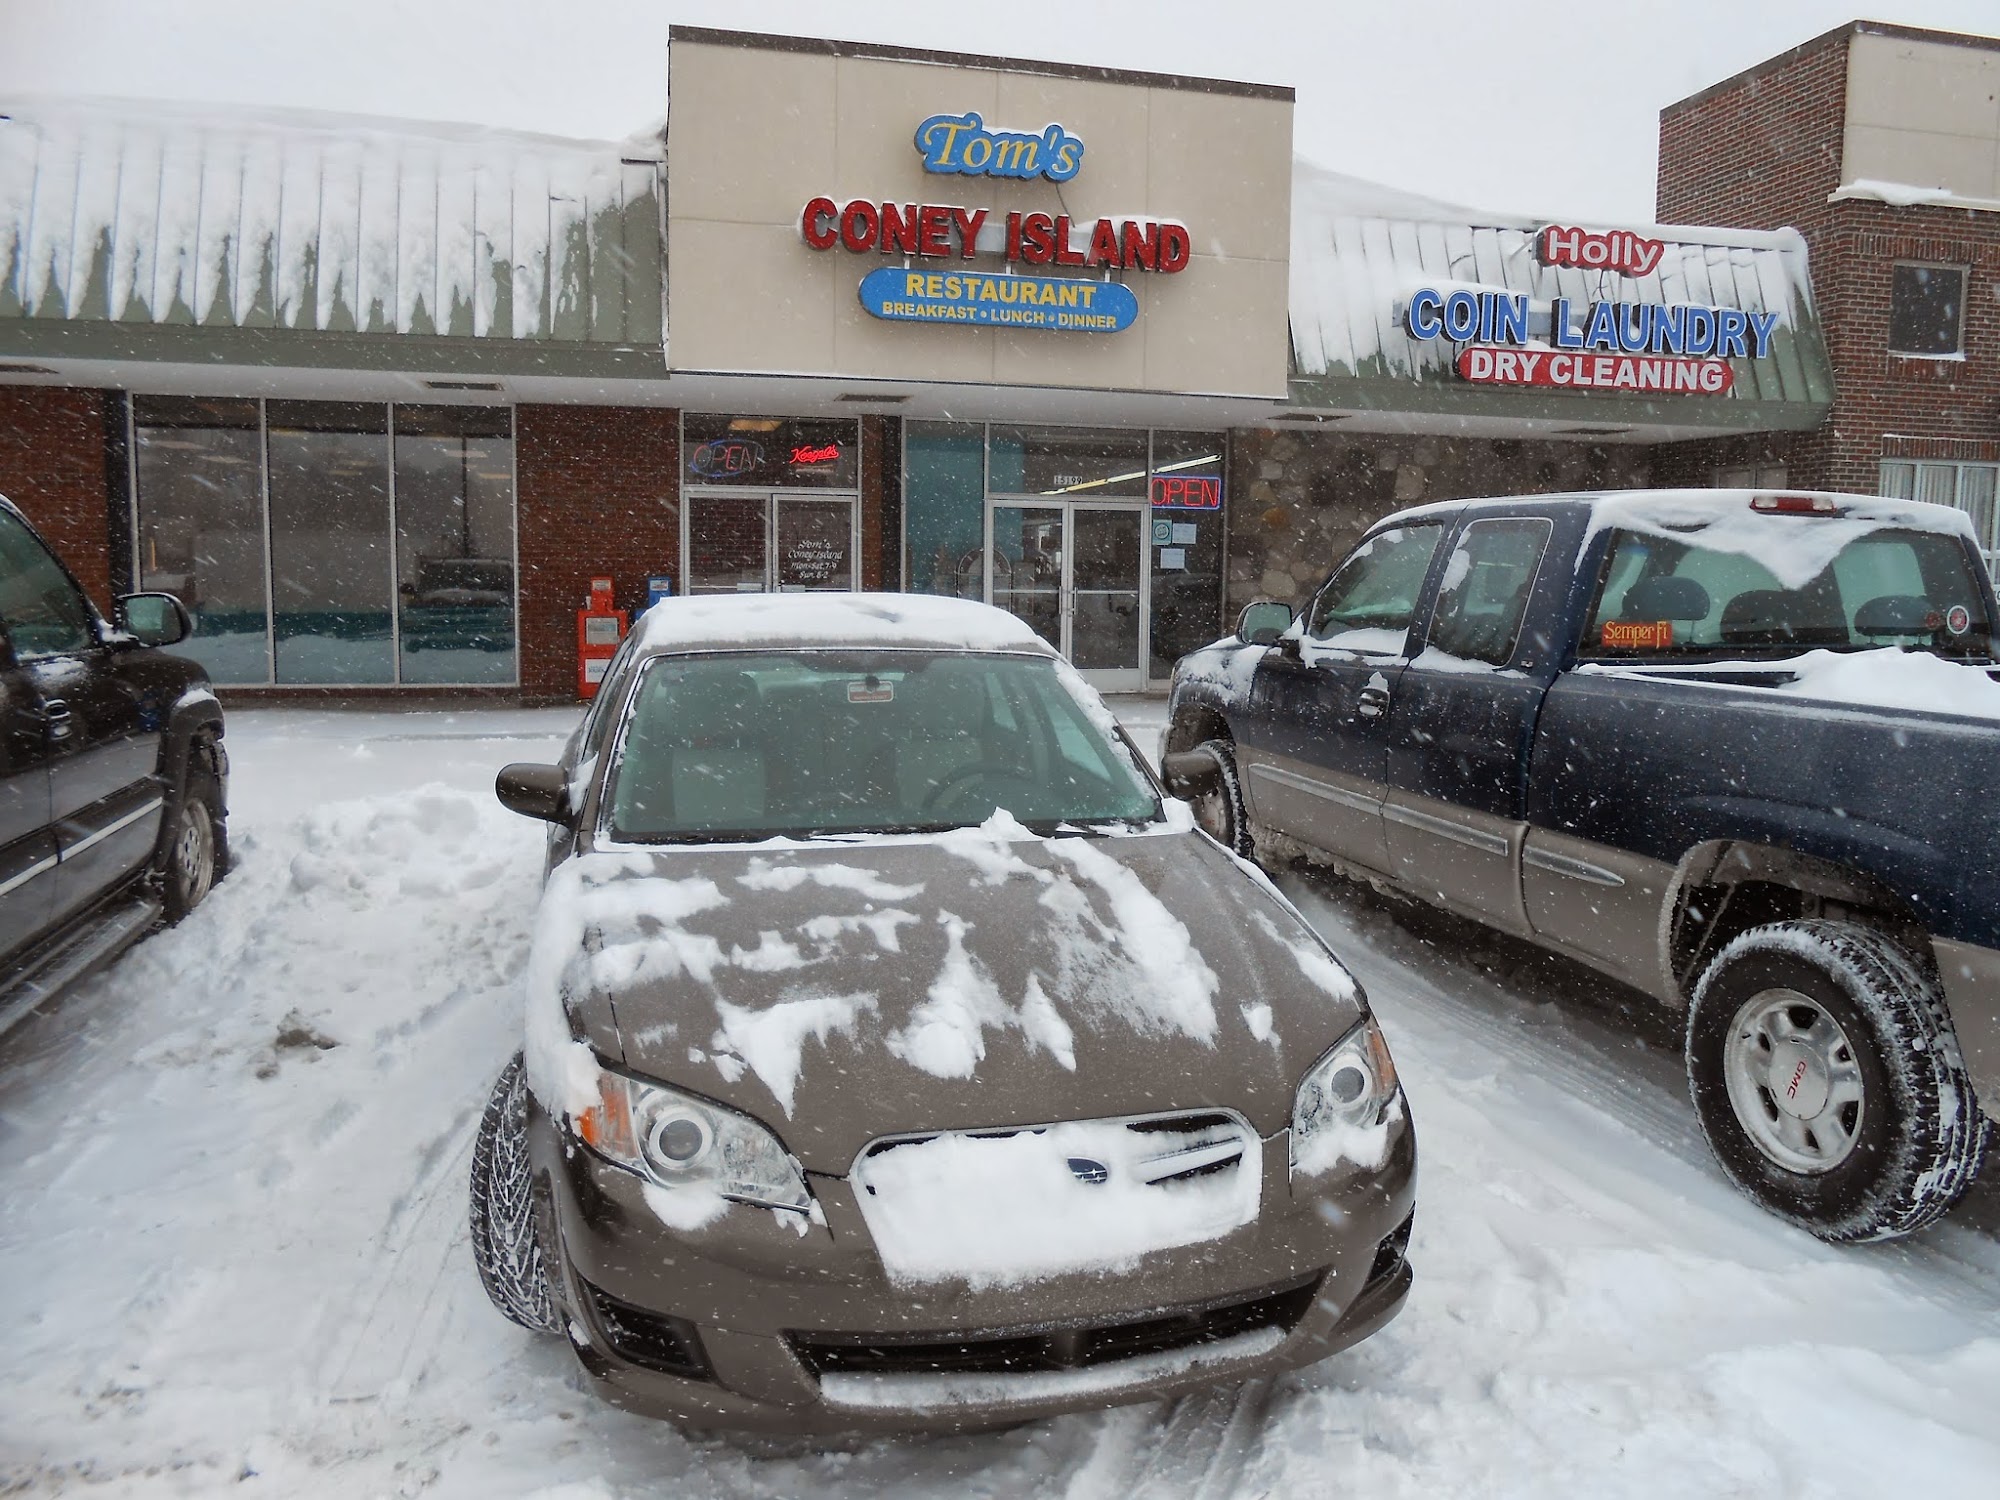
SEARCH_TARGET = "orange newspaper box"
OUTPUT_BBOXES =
[577,577,627,700]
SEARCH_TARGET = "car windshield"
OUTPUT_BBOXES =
[604,650,1160,842]
[1583,523,1994,662]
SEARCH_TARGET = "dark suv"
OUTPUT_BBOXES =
[0,496,227,1035]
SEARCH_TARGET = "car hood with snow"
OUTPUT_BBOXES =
[528,811,1362,1174]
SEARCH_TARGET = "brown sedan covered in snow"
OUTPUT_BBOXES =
[469,593,1414,1433]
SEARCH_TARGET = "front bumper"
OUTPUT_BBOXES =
[529,1095,1416,1434]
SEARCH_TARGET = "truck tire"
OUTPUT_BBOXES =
[1686,920,1986,1242]
[161,758,226,925]
[1186,739,1253,858]
[469,1054,562,1333]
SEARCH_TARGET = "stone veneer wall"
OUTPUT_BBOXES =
[1225,428,1652,610]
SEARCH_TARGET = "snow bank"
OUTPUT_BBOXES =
[851,1119,1259,1288]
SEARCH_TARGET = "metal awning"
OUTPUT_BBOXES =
[0,97,663,380]
[1285,158,1836,435]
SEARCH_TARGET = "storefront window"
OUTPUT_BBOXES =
[989,425,1148,498]
[904,422,985,598]
[134,398,516,687]
[393,405,516,685]
[1148,430,1227,678]
[266,402,393,684]
[683,415,859,489]
[133,397,269,684]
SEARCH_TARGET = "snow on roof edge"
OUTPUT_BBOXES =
[1291,153,1810,254]
[0,93,665,159]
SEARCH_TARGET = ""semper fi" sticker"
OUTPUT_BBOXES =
[1601,619,1674,650]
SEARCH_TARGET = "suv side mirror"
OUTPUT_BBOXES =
[496,763,571,824]
[117,592,191,647]
[1236,600,1293,646]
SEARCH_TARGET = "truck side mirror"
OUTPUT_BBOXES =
[116,592,191,647]
[1236,600,1293,646]
[496,763,571,824]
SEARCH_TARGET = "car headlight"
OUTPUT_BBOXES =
[572,1066,811,1213]
[1292,1016,1400,1175]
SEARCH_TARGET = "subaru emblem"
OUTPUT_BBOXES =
[1066,1156,1110,1186]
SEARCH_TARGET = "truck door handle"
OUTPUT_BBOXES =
[44,699,73,741]
[1356,686,1390,719]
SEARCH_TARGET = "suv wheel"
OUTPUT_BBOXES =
[1185,739,1253,858]
[1686,919,1986,1242]
[469,1053,562,1333]
[162,757,226,924]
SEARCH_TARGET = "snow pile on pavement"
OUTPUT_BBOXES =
[1,702,1997,1500]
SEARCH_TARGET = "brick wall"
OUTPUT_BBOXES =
[0,386,114,608]
[1659,27,2000,493]
[515,405,679,702]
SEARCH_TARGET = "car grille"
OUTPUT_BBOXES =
[578,1276,710,1379]
[856,1108,1256,1188]
[789,1272,1322,1378]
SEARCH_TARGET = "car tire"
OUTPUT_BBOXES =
[161,754,226,925]
[1186,739,1253,858]
[1685,919,1987,1242]
[469,1053,562,1333]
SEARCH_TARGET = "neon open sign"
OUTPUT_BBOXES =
[690,438,763,478]
[1151,474,1222,510]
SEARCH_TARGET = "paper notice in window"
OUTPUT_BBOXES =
[1158,547,1187,571]
[1171,523,1198,545]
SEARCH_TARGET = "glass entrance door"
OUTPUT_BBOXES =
[987,504,1145,690]
[686,492,858,594]
[992,505,1064,650]
[1069,508,1144,690]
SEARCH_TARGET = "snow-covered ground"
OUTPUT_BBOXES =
[3,699,1999,1499]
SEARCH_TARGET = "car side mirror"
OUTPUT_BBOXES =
[1236,600,1293,646]
[117,592,191,647]
[496,762,571,824]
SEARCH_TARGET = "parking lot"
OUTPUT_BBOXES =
[3,701,1998,1499]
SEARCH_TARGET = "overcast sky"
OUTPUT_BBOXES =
[1,0,1995,223]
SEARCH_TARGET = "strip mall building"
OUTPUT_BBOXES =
[0,26,1846,699]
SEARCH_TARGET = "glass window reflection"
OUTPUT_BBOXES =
[393,406,515,684]
[267,401,394,684]
[133,397,269,683]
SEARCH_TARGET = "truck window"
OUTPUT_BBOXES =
[0,509,97,660]
[1306,523,1442,655]
[1424,518,1552,666]
[1585,524,1993,660]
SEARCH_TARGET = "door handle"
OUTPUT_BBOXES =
[44,699,73,741]
[1356,685,1390,720]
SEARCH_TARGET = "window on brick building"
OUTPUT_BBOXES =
[1879,459,1998,576]
[1714,464,1788,489]
[133,398,516,686]
[1887,264,1966,357]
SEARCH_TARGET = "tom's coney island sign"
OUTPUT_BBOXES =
[800,113,1185,333]
[1405,225,1782,395]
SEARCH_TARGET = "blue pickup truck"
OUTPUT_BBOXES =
[1163,489,1999,1242]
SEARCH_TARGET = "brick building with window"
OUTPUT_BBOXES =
[1658,19,2000,571]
